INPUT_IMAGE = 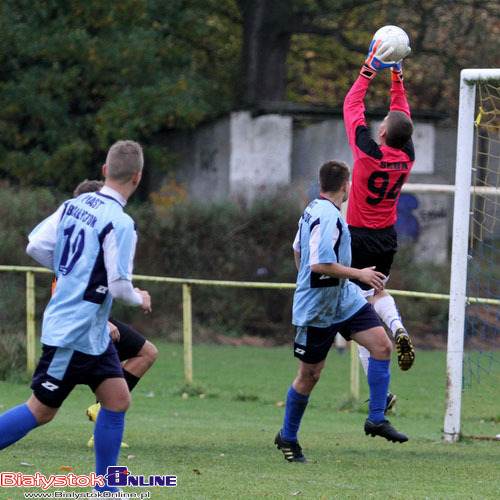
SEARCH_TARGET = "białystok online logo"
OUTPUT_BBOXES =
[105,467,177,488]
[0,467,177,490]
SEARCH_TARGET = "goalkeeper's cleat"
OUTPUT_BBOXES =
[385,392,398,414]
[87,434,94,448]
[274,430,308,463]
[395,328,415,371]
[86,403,101,423]
[364,419,408,443]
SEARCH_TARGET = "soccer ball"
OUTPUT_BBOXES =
[372,25,411,63]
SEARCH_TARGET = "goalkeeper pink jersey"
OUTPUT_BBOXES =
[343,76,415,229]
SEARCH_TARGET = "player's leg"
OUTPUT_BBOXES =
[372,289,415,370]
[108,318,157,391]
[0,395,46,450]
[275,325,335,462]
[86,318,157,440]
[350,225,415,370]
[0,344,85,449]
[89,343,130,494]
[348,305,408,443]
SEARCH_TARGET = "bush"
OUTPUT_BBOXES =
[0,185,453,353]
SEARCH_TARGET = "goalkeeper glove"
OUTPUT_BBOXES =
[391,61,404,83]
[361,39,397,80]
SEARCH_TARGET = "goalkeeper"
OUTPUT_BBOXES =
[343,37,416,381]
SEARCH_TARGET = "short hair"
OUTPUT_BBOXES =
[319,160,350,193]
[105,140,144,183]
[385,111,413,149]
[73,179,104,197]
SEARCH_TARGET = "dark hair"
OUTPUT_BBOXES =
[319,160,350,193]
[385,110,413,149]
[73,179,104,197]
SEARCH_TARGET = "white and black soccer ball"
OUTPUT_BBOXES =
[372,25,411,63]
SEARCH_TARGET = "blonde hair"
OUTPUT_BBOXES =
[105,140,144,183]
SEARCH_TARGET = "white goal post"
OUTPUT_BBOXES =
[444,68,500,443]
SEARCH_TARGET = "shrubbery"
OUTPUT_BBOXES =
[0,185,451,378]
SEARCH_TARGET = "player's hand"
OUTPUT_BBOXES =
[108,321,120,342]
[361,39,397,79]
[135,287,152,314]
[391,61,404,83]
[357,266,386,290]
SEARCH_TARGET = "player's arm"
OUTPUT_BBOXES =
[103,219,152,313]
[311,263,385,290]
[389,62,411,117]
[107,279,151,312]
[344,39,395,148]
[292,227,301,270]
[26,204,66,270]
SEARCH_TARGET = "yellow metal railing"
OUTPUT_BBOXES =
[1,265,499,398]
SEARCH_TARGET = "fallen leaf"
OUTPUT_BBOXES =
[127,455,136,460]
[290,492,302,496]
[59,466,73,471]
[276,401,285,407]
[220,453,225,456]
[199,393,205,399]
[182,392,189,399]
[193,469,201,475]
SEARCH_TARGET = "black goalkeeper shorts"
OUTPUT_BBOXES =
[349,225,397,291]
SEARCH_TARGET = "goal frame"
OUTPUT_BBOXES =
[444,68,500,443]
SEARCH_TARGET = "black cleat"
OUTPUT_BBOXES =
[364,419,408,443]
[395,328,415,371]
[385,392,398,414]
[274,430,308,462]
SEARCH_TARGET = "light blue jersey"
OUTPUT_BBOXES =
[28,189,138,355]
[292,196,366,327]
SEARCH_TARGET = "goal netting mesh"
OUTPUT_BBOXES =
[464,81,500,388]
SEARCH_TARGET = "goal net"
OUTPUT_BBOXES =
[444,69,500,442]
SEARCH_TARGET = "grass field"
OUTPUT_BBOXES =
[1,342,500,500]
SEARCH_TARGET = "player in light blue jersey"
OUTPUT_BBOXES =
[275,160,408,463]
[0,140,151,496]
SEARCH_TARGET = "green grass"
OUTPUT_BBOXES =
[1,343,500,499]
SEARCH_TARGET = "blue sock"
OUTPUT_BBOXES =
[0,403,39,450]
[282,385,309,442]
[367,358,391,424]
[94,408,125,493]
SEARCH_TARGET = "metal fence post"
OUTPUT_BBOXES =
[26,271,36,372]
[182,284,193,386]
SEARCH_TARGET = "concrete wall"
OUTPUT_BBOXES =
[156,112,458,263]
[229,111,292,204]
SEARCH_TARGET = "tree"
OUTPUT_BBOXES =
[236,0,500,111]
[0,0,240,191]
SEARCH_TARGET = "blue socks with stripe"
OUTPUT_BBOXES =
[93,407,126,493]
[0,403,39,450]
[282,385,309,442]
[367,357,391,424]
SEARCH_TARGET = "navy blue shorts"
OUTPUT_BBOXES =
[109,317,146,362]
[31,341,124,408]
[293,303,381,364]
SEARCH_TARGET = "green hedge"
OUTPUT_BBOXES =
[0,185,450,379]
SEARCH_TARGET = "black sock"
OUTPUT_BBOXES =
[123,369,140,392]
